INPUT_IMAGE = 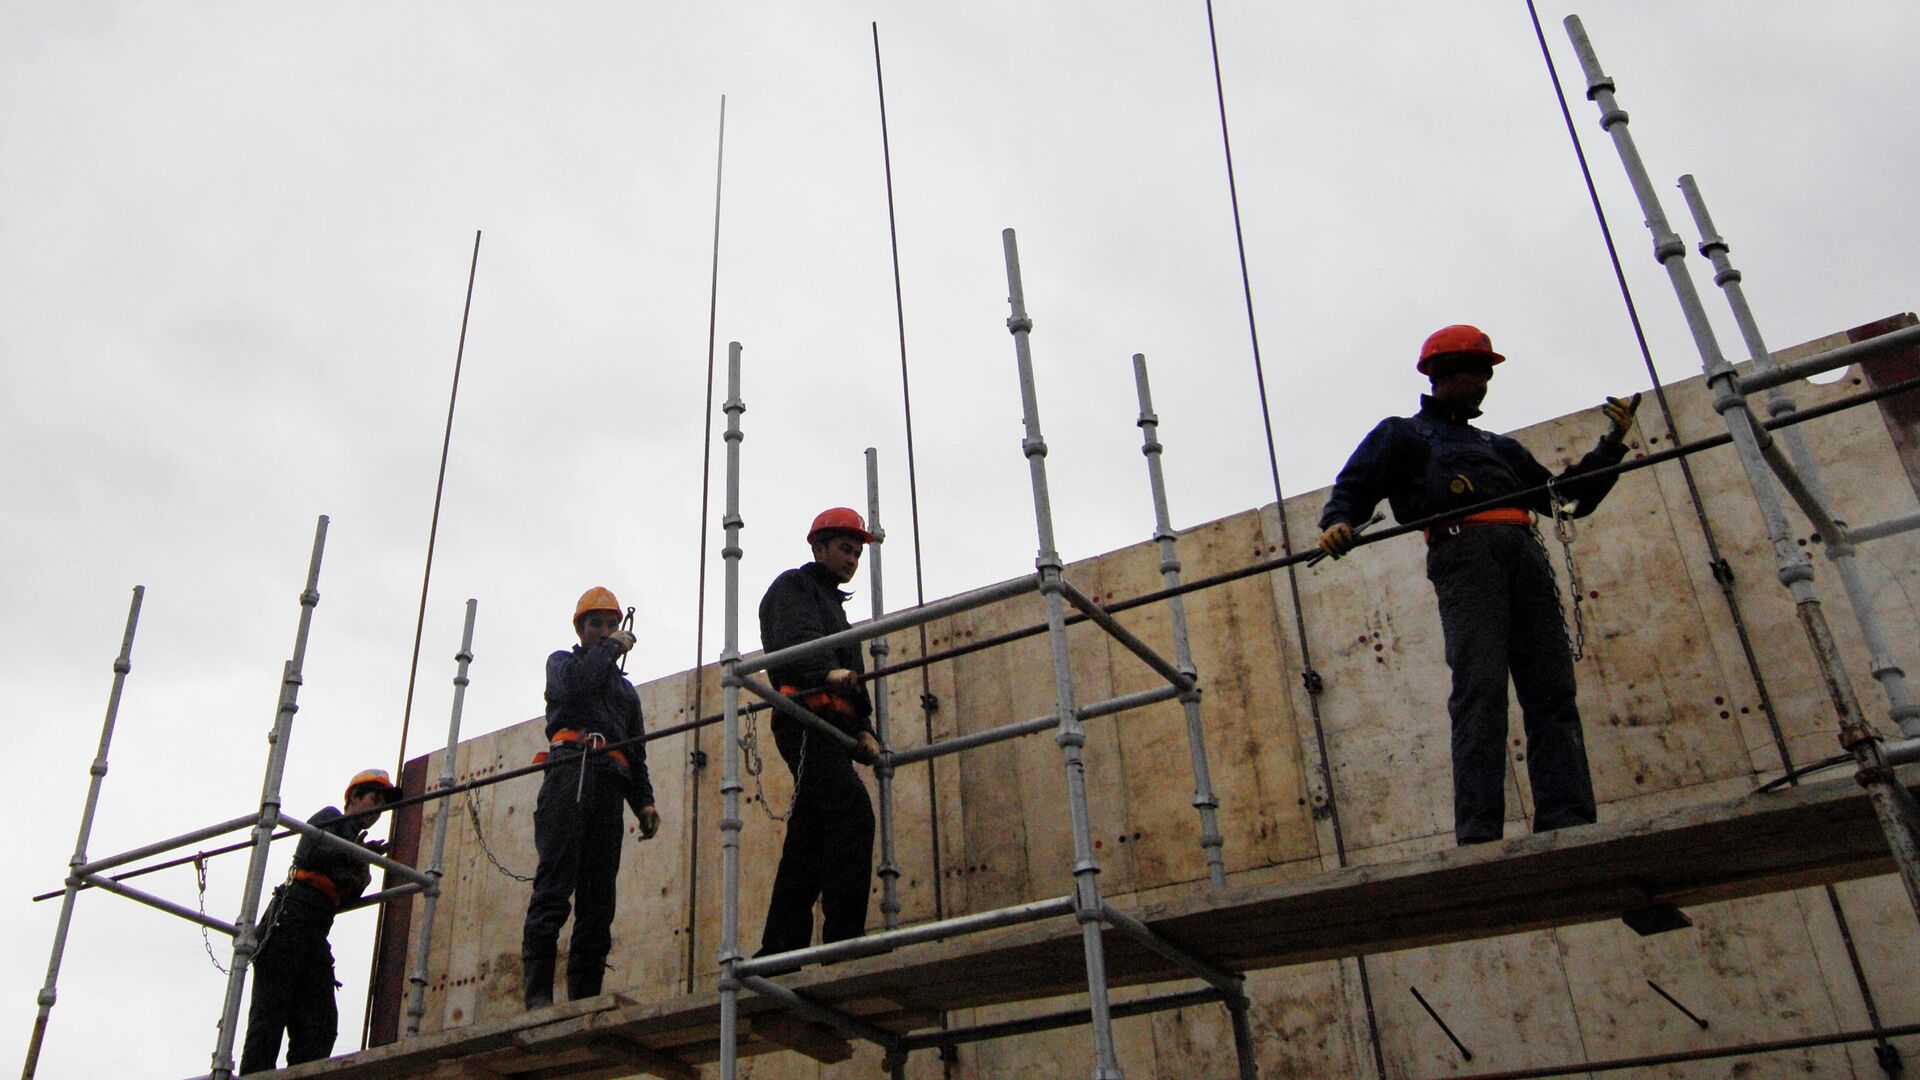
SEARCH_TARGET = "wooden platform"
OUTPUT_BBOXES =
[246,766,1916,1079]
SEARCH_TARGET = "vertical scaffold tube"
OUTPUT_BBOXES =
[1001,228,1125,1080]
[866,448,904,930]
[1565,17,1920,920]
[211,515,330,1080]
[718,343,747,1080]
[1131,355,1229,893]
[22,585,145,1080]
[405,598,478,1036]
[1678,175,1918,739]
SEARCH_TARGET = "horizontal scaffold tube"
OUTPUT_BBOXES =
[1099,901,1243,1000]
[78,873,235,936]
[896,985,1227,1053]
[1452,1021,1920,1080]
[1850,509,1920,545]
[734,573,1041,678]
[1059,580,1197,693]
[889,684,1184,767]
[75,813,262,877]
[736,894,1076,976]
[737,675,862,752]
[739,975,902,1049]
[341,882,427,913]
[279,814,434,888]
[1737,323,1920,395]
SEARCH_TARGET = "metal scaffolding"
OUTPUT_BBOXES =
[713,230,1252,1079]
[19,516,479,1080]
[1565,15,1920,922]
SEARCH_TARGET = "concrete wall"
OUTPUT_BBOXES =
[382,317,1920,1077]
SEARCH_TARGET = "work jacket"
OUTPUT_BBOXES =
[758,562,874,739]
[281,805,374,918]
[1319,395,1628,532]
[544,640,656,814]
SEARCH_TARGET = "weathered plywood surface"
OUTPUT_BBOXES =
[365,320,1919,1078]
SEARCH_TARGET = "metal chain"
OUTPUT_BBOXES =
[465,781,534,883]
[196,853,230,975]
[1544,478,1587,662]
[740,710,805,822]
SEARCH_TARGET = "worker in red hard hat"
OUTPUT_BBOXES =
[1316,325,1640,845]
[240,769,404,1073]
[755,507,885,957]
[520,586,660,1010]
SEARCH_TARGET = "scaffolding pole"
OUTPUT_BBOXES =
[1001,227,1126,1079]
[1132,355,1230,893]
[23,585,146,1080]
[865,447,904,931]
[405,598,479,1035]
[1678,175,1919,739]
[1565,16,1920,922]
[210,514,330,1080]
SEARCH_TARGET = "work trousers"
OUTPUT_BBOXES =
[758,724,875,955]
[239,894,338,1074]
[522,749,627,990]
[1427,524,1597,844]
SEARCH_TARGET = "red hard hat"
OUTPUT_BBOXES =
[1417,324,1506,375]
[807,507,876,545]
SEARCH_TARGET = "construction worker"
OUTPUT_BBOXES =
[238,769,404,1074]
[520,587,660,1009]
[1317,325,1639,845]
[756,508,885,957]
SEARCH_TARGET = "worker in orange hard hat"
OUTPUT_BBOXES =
[755,507,885,958]
[1316,325,1640,845]
[521,586,660,1010]
[240,769,404,1073]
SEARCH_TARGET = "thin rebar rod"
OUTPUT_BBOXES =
[889,685,1183,768]
[1739,323,1920,394]
[1851,510,1920,545]
[1133,356,1228,892]
[406,598,477,1036]
[866,448,902,929]
[1202,6,1376,1068]
[24,586,144,1080]
[1524,0,1794,779]
[1058,580,1196,693]
[737,895,1076,976]
[898,987,1226,1051]
[717,342,746,1080]
[1680,174,1917,736]
[277,814,433,887]
[737,675,863,752]
[1445,1022,1920,1080]
[684,94,727,996]
[210,514,329,1080]
[1001,227,1124,1079]
[75,873,235,936]
[871,19,948,929]
[1565,13,1920,921]
[736,573,1041,679]
[396,230,482,780]
[339,882,427,913]
[739,976,903,1049]
[31,830,291,904]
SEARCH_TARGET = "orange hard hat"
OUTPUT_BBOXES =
[806,507,876,545]
[573,586,621,629]
[1417,324,1506,375]
[344,768,404,805]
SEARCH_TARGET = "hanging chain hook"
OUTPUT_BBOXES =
[1544,476,1587,662]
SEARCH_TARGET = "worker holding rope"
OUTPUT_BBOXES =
[239,769,404,1073]
[520,587,660,1010]
[755,508,884,957]
[1317,325,1639,845]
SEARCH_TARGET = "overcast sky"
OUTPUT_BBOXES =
[6,4,1917,1075]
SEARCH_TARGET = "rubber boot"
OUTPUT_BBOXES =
[521,940,556,1011]
[566,958,606,1002]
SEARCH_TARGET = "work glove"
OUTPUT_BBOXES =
[636,805,660,840]
[363,838,390,856]
[1317,522,1355,560]
[853,731,883,767]
[606,629,637,654]
[825,668,859,691]
[1602,392,1642,444]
